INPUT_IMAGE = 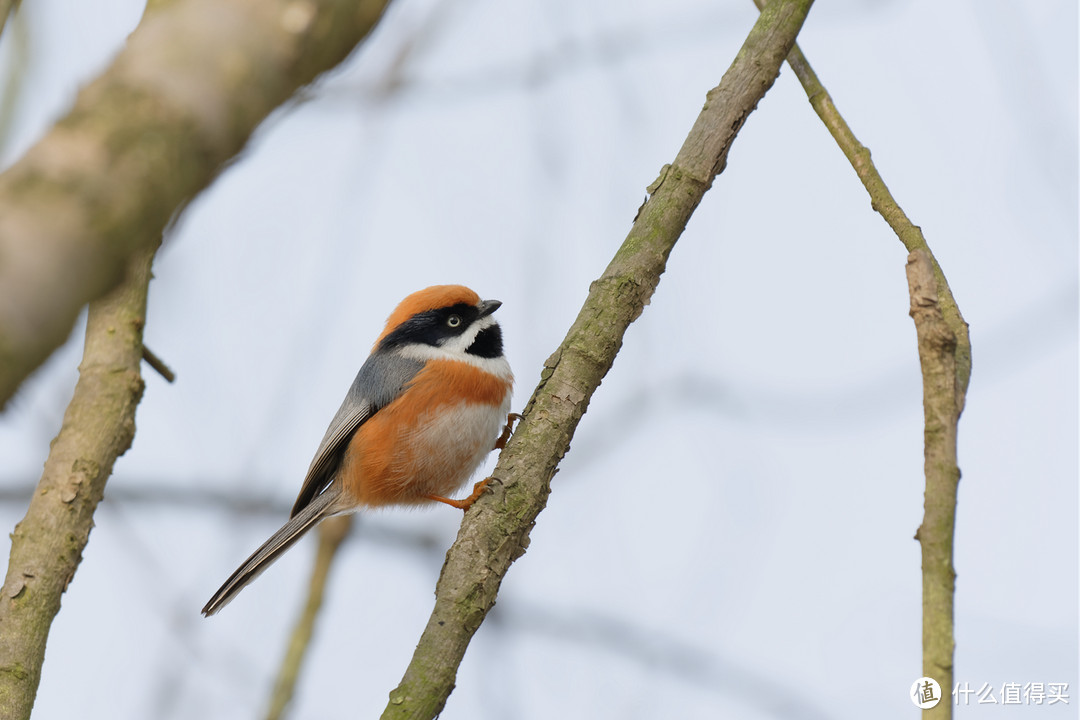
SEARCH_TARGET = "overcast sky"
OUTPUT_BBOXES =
[0,1,1075,718]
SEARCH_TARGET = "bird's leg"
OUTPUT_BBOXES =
[493,412,523,451]
[425,478,492,512]
[428,414,521,511]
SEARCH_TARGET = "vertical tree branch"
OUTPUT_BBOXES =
[750,2,972,711]
[265,516,352,720]
[380,1,815,717]
[0,245,157,720]
[906,250,960,717]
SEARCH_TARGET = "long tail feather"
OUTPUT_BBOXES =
[201,487,344,616]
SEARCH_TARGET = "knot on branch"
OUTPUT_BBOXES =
[905,249,957,352]
[664,162,712,196]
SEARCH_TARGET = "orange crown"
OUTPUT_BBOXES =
[375,285,481,345]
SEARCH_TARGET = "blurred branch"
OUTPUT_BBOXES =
[750,1,972,711]
[141,345,175,383]
[0,1,18,46]
[0,483,445,556]
[266,515,352,720]
[303,4,747,107]
[380,1,815,718]
[0,2,27,163]
[0,246,156,720]
[0,483,287,514]
[493,601,836,720]
[0,0,392,410]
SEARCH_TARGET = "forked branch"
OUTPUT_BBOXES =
[750,1,971,712]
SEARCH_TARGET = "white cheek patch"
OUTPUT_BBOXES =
[443,315,495,354]
[396,317,512,380]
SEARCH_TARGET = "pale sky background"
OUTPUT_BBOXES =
[0,1,1076,718]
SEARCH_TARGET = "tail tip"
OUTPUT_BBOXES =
[201,594,226,617]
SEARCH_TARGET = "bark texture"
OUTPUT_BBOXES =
[0,248,155,720]
[907,250,962,719]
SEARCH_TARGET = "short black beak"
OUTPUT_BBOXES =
[477,299,502,318]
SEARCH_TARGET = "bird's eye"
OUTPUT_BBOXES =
[447,315,462,328]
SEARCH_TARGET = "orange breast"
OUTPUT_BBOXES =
[337,359,511,507]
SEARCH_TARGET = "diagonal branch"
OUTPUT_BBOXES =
[265,516,353,720]
[0,1,18,46]
[751,2,971,713]
[0,0,391,410]
[0,245,157,720]
[380,1,815,717]
[756,2,970,405]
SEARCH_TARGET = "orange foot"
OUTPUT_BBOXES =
[425,478,492,512]
[493,412,523,451]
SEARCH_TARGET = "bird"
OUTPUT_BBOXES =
[201,285,515,616]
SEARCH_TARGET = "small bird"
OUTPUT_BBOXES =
[202,285,515,616]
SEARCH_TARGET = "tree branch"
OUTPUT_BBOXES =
[906,250,960,717]
[0,0,391,410]
[0,1,18,45]
[0,245,157,720]
[754,1,970,405]
[380,1,815,717]
[141,345,176,383]
[265,516,352,720]
[749,2,972,711]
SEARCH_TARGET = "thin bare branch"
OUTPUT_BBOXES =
[141,345,176,383]
[750,1,972,710]
[265,516,352,720]
[753,0,970,405]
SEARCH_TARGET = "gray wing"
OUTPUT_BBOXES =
[290,351,424,517]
